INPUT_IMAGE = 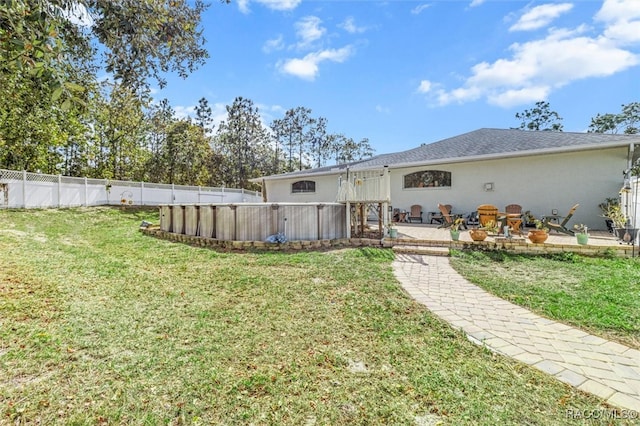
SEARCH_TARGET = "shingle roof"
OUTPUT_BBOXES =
[259,128,640,181]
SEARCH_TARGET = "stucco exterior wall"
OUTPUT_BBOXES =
[264,147,627,230]
[389,147,626,230]
[265,174,342,203]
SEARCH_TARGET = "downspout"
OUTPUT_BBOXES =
[346,167,351,238]
[630,144,637,255]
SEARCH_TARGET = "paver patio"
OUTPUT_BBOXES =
[393,222,624,247]
[392,253,640,412]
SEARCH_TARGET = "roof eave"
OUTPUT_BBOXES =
[253,139,632,182]
[386,140,631,170]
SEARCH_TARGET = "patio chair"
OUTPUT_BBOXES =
[437,203,467,229]
[505,204,522,214]
[477,204,499,227]
[408,204,423,223]
[505,204,523,235]
[543,204,579,235]
[430,204,451,224]
[466,211,479,226]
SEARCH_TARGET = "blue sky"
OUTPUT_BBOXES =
[155,0,640,155]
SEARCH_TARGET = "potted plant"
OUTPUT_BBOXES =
[599,200,637,241]
[484,220,500,234]
[386,222,398,238]
[469,228,486,241]
[468,220,494,242]
[599,198,622,233]
[523,210,536,227]
[528,219,549,244]
[574,223,589,245]
[449,218,465,241]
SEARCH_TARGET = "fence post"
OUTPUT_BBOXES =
[171,183,175,204]
[84,177,88,206]
[58,175,62,208]
[22,170,27,208]
[140,181,144,206]
[198,186,201,204]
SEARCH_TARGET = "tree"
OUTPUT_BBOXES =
[1,0,227,178]
[333,135,375,164]
[279,107,313,171]
[269,118,287,175]
[90,82,148,180]
[1,0,218,93]
[215,97,272,189]
[144,99,176,182]
[588,102,639,135]
[194,97,214,134]
[515,101,563,131]
[308,117,330,168]
[0,66,92,173]
[163,120,212,185]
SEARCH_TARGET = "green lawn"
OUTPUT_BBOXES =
[450,250,640,350]
[0,208,628,424]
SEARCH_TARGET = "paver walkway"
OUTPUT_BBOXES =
[392,253,640,412]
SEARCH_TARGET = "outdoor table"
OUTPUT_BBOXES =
[497,212,523,234]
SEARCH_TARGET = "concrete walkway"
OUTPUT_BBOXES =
[392,253,640,412]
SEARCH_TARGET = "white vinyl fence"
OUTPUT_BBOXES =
[0,169,262,209]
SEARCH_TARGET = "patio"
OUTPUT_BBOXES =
[387,222,640,257]
[393,222,619,246]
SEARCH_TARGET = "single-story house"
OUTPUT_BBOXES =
[253,128,640,230]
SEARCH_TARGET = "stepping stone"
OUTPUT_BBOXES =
[392,245,449,256]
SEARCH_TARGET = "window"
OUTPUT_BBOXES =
[292,180,316,193]
[404,170,451,189]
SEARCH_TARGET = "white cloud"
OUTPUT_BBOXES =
[172,103,228,130]
[487,86,551,108]
[170,101,284,133]
[596,0,640,44]
[237,0,250,14]
[376,105,391,114]
[173,106,196,120]
[257,0,301,11]
[263,35,284,53]
[295,16,326,49]
[469,0,486,7]
[603,20,640,44]
[509,3,573,32]
[237,0,301,14]
[411,4,431,15]
[417,80,432,93]
[339,17,367,34]
[279,46,354,80]
[595,0,640,22]
[422,1,640,108]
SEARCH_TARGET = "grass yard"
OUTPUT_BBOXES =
[0,207,631,424]
[450,250,640,350]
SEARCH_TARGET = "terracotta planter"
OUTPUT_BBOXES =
[528,229,548,244]
[469,229,487,241]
